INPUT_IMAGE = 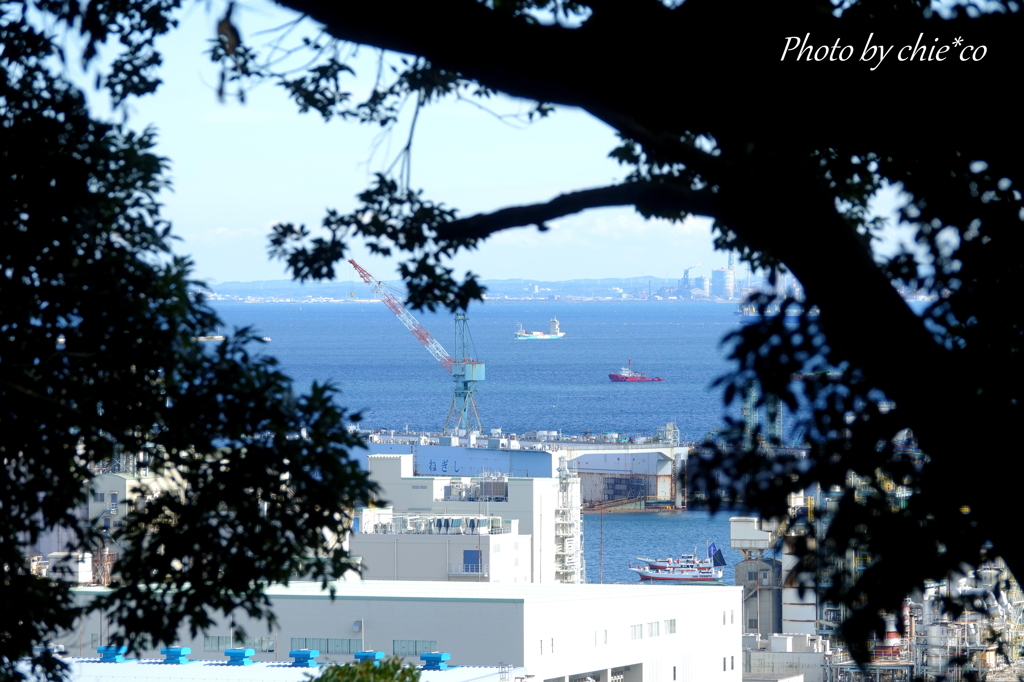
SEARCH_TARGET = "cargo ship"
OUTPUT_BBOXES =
[515,317,565,340]
[609,359,663,382]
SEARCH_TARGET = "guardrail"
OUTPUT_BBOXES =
[448,563,489,577]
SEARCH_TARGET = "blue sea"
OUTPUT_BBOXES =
[212,300,748,440]
[212,299,750,584]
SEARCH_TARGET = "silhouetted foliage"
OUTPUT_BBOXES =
[311,658,422,682]
[2,5,373,681]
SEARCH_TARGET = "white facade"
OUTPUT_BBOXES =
[367,454,569,583]
[59,581,743,682]
[350,508,533,583]
[85,470,185,532]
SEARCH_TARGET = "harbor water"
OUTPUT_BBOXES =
[212,299,747,441]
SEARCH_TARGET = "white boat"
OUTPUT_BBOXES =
[631,541,727,582]
[514,317,565,340]
[637,552,711,571]
[628,564,723,582]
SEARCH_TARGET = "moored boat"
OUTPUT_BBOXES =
[631,542,727,582]
[628,564,722,582]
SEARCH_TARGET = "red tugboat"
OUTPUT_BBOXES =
[609,359,664,382]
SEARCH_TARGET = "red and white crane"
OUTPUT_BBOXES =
[348,260,484,432]
[349,259,453,372]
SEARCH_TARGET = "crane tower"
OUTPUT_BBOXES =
[348,260,484,434]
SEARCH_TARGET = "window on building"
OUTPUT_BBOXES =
[290,638,359,654]
[90,634,99,649]
[93,492,104,503]
[393,640,437,656]
[204,635,233,652]
[647,621,660,637]
[747,571,757,581]
[723,611,727,625]
[664,619,676,634]
[748,618,758,629]
[551,638,554,654]
[604,630,608,644]
[673,667,677,681]
[731,656,735,670]
[540,640,544,655]
[631,624,643,640]
[723,658,727,672]
[731,610,734,624]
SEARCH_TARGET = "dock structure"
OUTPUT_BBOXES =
[362,422,691,509]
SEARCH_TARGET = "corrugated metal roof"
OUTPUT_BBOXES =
[264,580,737,603]
[73,579,739,603]
[18,659,522,682]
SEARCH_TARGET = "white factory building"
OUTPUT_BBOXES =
[351,453,581,584]
[57,580,743,682]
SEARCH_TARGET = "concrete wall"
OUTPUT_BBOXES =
[745,651,826,682]
[350,532,532,583]
[736,558,782,639]
[781,546,816,635]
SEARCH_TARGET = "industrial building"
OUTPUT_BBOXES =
[710,269,736,300]
[363,423,690,509]
[730,489,1024,681]
[56,580,743,682]
[357,453,583,584]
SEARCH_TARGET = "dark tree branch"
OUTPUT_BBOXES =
[275,0,1024,152]
[434,181,721,240]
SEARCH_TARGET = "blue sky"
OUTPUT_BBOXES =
[74,0,910,286]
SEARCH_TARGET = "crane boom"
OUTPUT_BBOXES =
[348,259,454,373]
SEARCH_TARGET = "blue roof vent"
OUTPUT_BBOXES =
[97,646,128,663]
[288,649,320,667]
[354,651,386,667]
[420,652,451,670]
[160,647,192,664]
[224,648,255,666]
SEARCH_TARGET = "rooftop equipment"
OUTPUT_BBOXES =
[97,646,128,663]
[288,649,320,667]
[420,652,451,670]
[355,651,386,666]
[160,647,191,664]
[224,648,255,666]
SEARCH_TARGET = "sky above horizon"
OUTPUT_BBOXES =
[74,0,912,286]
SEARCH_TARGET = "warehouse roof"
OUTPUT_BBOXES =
[73,579,739,604]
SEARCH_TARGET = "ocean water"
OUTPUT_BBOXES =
[212,300,746,441]
[582,510,742,585]
[211,299,750,585]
